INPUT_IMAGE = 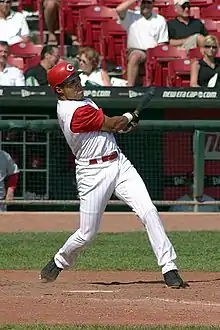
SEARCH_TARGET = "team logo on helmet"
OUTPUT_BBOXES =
[66,64,74,72]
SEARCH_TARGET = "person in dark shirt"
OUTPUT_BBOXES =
[25,44,60,86]
[167,0,208,50]
[190,35,220,87]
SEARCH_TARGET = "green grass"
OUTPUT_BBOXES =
[1,231,220,271]
[1,326,220,330]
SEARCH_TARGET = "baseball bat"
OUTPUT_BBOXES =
[133,86,156,116]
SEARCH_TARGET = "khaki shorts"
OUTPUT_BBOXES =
[127,48,146,61]
[181,33,199,50]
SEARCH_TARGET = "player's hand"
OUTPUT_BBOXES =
[118,126,133,134]
[129,111,139,128]
[5,188,14,201]
[131,111,140,124]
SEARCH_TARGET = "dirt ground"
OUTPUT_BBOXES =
[1,212,220,326]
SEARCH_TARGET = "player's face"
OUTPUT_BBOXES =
[61,76,84,100]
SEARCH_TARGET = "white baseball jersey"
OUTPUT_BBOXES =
[57,98,119,163]
[0,150,19,200]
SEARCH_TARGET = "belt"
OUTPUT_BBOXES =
[89,151,118,165]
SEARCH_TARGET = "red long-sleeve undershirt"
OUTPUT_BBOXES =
[7,173,19,191]
[70,104,104,133]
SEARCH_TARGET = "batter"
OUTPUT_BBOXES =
[40,61,186,288]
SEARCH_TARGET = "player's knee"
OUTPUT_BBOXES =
[78,229,96,244]
[137,204,158,220]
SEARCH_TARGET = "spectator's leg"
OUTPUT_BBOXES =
[127,50,146,86]
[44,0,59,44]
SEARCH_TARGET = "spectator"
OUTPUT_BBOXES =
[0,41,25,86]
[116,0,168,86]
[0,150,19,212]
[169,176,219,212]
[190,35,220,87]
[78,46,111,86]
[43,0,59,45]
[167,0,208,50]
[0,0,29,45]
[25,45,60,86]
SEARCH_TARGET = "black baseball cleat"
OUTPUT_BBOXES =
[40,258,62,283]
[163,270,187,289]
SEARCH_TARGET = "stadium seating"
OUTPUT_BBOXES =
[161,5,200,19]
[145,45,187,86]
[202,18,220,32]
[200,3,220,19]
[77,5,118,54]
[59,0,98,57]
[24,56,41,71]
[189,46,220,59]
[10,42,42,58]
[167,59,191,87]
[10,42,42,71]
[15,0,220,86]
[101,20,126,68]
[17,0,38,12]
[190,0,213,6]
[7,56,24,71]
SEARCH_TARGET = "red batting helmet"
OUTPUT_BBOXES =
[47,61,80,89]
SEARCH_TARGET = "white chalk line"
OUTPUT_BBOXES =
[88,296,220,308]
[62,290,117,294]
[4,293,220,309]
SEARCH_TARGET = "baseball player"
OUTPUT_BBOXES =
[40,61,186,288]
[0,150,19,211]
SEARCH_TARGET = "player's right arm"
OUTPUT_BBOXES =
[70,104,138,134]
[101,114,136,133]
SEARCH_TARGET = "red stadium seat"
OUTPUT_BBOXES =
[18,0,43,44]
[10,42,42,58]
[145,45,187,86]
[77,5,118,54]
[10,42,42,71]
[24,55,41,71]
[161,5,200,18]
[152,0,172,7]
[101,20,127,68]
[99,0,139,9]
[167,59,191,87]
[188,47,203,59]
[7,56,24,71]
[200,4,220,19]
[201,18,220,32]
[17,0,38,12]
[209,31,220,42]
[189,47,220,59]
[190,0,213,6]
[59,0,98,58]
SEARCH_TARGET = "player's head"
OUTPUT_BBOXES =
[47,61,83,100]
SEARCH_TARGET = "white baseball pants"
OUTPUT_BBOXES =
[55,152,177,274]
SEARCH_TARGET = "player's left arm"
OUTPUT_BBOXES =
[4,151,19,200]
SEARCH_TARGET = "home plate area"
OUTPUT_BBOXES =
[1,270,220,326]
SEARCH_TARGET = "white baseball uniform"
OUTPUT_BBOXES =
[0,150,19,211]
[54,98,178,274]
